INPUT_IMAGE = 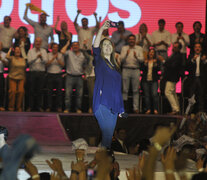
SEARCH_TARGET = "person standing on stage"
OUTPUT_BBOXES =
[93,21,125,148]
[111,21,132,54]
[24,4,54,50]
[6,47,26,112]
[27,37,48,112]
[163,42,183,115]
[186,43,207,113]
[120,34,144,113]
[0,16,16,53]
[74,9,99,54]
[152,19,171,61]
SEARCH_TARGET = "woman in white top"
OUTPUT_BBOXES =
[136,23,152,59]
[141,48,161,114]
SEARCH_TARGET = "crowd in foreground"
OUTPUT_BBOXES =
[0,4,206,114]
[0,111,207,180]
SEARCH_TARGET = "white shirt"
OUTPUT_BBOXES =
[152,29,171,51]
[75,25,97,50]
[120,45,144,68]
[135,33,153,52]
[23,15,54,50]
[0,51,7,73]
[195,55,200,76]
[27,48,48,71]
[171,32,190,53]
[47,52,64,74]
[65,50,86,75]
[0,24,16,49]
[147,61,153,81]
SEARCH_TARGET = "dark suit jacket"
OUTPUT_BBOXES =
[189,33,206,55]
[186,54,207,82]
[111,138,128,153]
[141,60,160,82]
[163,52,183,82]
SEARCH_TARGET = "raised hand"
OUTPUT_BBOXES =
[100,20,110,30]
[71,161,87,173]
[93,12,97,17]
[25,161,39,177]
[153,126,176,146]
[126,166,142,180]
[75,149,85,162]
[161,146,177,170]
[46,158,65,175]
[77,9,81,14]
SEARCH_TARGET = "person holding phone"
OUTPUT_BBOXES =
[93,20,126,148]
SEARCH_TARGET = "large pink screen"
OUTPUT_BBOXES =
[0,0,206,92]
[0,0,205,35]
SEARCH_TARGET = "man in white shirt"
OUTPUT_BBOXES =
[152,19,171,61]
[111,21,132,54]
[152,19,171,95]
[120,34,144,113]
[74,10,99,54]
[24,5,54,50]
[172,22,190,56]
[27,37,48,112]
[46,43,64,112]
[61,41,86,113]
[0,16,16,53]
[0,42,8,111]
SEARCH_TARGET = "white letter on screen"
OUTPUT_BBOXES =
[65,0,109,26]
[0,0,14,22]
[108,0,141,28]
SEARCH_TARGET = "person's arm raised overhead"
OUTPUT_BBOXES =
[74,9,81,28]
[23,4,36,26]
[93,20,110,48]
[60,40,70,54]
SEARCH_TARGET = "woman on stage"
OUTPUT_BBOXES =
[93,21,125,148]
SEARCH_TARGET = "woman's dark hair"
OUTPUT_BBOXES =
[17,26,29,37]
[147,48,156,59]
[100,38,121,73]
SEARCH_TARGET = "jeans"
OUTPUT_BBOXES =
[122,68,140,111]
[94,104,118,148]
[47,73,63,109]
[65,74,83,111]
[142,81,158,111]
